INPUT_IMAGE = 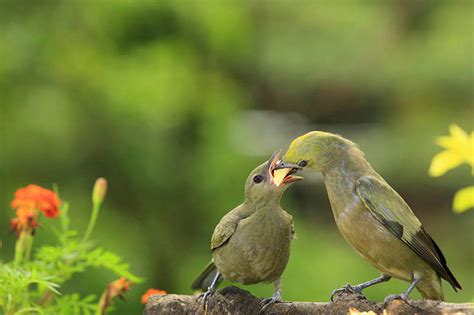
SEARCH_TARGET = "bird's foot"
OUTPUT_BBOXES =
[330,284,364,302]
[384,293,408,305]
[259,296,281,314]
[197,288,216,310]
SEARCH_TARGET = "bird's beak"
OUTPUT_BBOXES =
[269,155,303,187]
[274,161,302,170]
[265,149,282,173]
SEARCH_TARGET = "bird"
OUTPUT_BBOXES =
[273,131,461,303]
[191,150,302,312]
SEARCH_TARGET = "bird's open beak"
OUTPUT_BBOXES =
[268,153,303,187]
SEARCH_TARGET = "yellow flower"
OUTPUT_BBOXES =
[429,124,474,177]
[429,124,474,213]
[453,186,474,213]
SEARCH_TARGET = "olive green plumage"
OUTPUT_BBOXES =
[192,151,300,308]
[278,131,461,301]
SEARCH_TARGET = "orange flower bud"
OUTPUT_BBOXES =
[98,277,132,315]
[141,288,167,304]
[92,178,107,205]
[109,277,131,295]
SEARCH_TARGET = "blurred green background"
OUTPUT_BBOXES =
[1,0,473,313]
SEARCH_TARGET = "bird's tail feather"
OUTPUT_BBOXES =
[429,236,462,291]
[191,261,221,291]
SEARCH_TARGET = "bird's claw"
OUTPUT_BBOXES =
[330,284,363,302]
[259,297,281,314]
[197,288,215,310]
[384,293,408,305]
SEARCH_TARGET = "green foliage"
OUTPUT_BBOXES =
[0,266,60,314]
[47,294,97,315]
[0,186,141,315]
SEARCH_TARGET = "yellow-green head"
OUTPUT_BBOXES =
[244,150,303,205]
[274,131,360,180]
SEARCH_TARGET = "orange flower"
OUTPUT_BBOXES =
[141,288,167,304]
[99,277,132,315]
[11,185,61,218]
[10,207,40,235]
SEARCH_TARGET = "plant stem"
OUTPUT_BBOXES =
[96,291,107,315]
[5,295,16,315]
[83,203,100,242]
[24,233,33,262]
[14,231,27,265]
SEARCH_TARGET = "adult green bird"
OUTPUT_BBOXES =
[192,150,302,311]
[274,131,461,302]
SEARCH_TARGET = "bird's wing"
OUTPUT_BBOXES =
[356,175,461,290]
[210,206,250,250]
[282,210,296,239]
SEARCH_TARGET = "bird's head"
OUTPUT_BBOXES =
[244,150,303,204]
[273,131,355,180]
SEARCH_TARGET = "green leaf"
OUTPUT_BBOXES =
[90,249,143,283]
[0,266,60,313]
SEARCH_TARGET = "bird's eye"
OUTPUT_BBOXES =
[253,175,264,183]
[298,160,308,167]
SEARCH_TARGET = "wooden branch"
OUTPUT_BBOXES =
[144,286,473,315]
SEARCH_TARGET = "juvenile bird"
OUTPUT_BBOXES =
[192,150,302,311]
[274,131,461,303]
